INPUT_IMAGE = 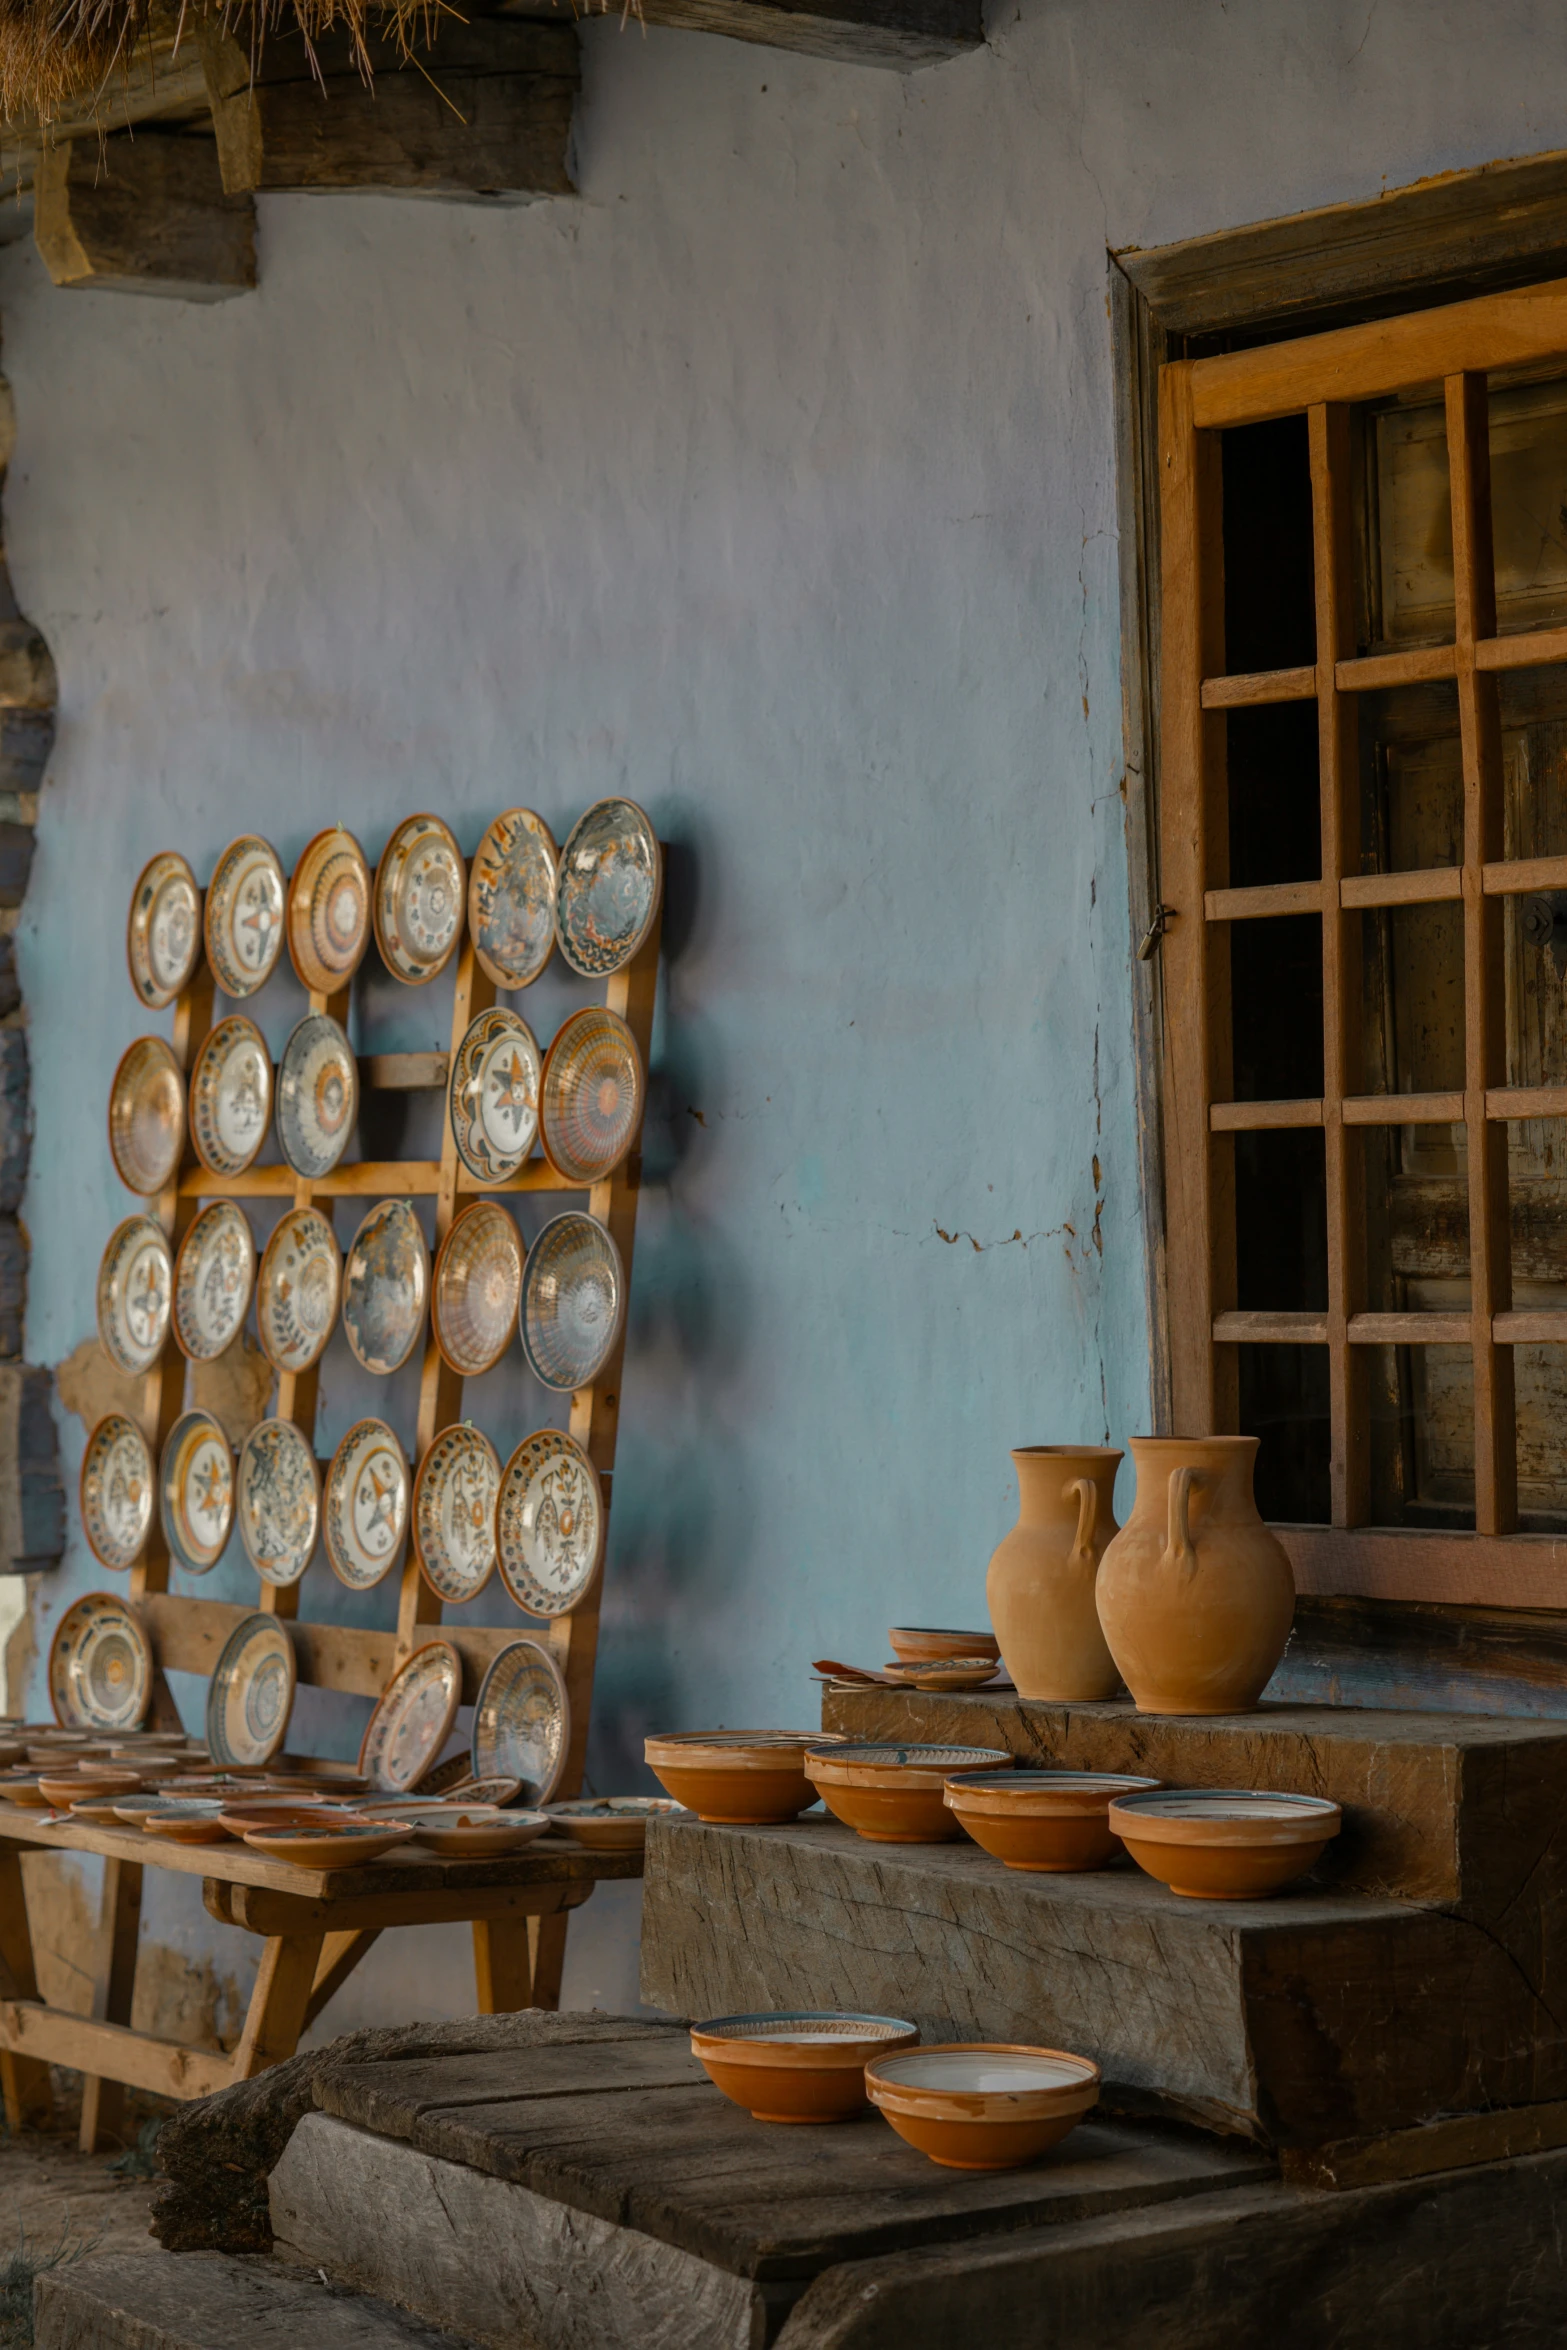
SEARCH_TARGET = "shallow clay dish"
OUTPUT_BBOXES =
[141,1803,231,1846]
[519,1212,623,1393]
[206,1612,296,1768]
[468,808,558,989]
[236,1419,320,1587]
[413,1424,500,1604]
[1107,1788,1343,1900]
[542,1796,687,1850]
[885,1661,999,1692]
[173,1201,255,1362]
[359,1642,463,1793]
[276,1012,358,1181]
[495,1427,603,1617]
[887,1628,1000,1666]
[400,1804,550,1858]
[0,1773,51,1807]
[214,1795,328,1834]
[865,2044,1101,2171]
[257,1206,342,1374]
[692,2012,921,2125]
[644,1732,841,1827]
[943,1770,1163,1873]
[472,1641,570,1806]
[205,835,286,999]
[448,1008,541,1184]
[80,1414,155,1571]
[127,851,202,1009]
[38,1766,141,1806]
[48,1592,153,1731]
[288,827,372,993]
[323,1418,409,1591]
[374,815,465,985]
[805,1744,1012,1845]
[188,1015,272,1177]
[108,1036,185,1196]
[342,1199,429,1375]
[539,1007,645,1184]
[243,1820,418,1870]
[159,1410,234,1576]
[96,1215,173,1375]
[431,1201,523,1376]
[554,798,662,978]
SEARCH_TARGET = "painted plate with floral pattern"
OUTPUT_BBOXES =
[431,1201,523,1377]
[204,835,286,1000]
[189,1015,273,1178]
[108,1037,185,1197]
[256,1206,341,1375]
[48,1593,153,1732]
[519,1212,624,1393]
[554,799,661,979]
[97,1215,173,1376]
[539,1007,644,1185]
[287,827,372,994]
[495,1428,603,1617]
[472,1639,570,1806]
[448,1008,540,1184]
[413,1423,500,1604]
[359,1641,462,1792]
[324,1418,409,1591]
[159,1409,234,1576]
[236,1419,320,1587]
[173,1200,256,1362]
[342,1200,429,1376]
[80,1414,155,1571]
[127,852,202,1010]
[468,809,558,989]
[206,1612,296,1768]
[276,1012,358,1181]
[373,815,465,986]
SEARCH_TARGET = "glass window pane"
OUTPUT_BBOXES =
[1359,902,1465,1098]
[1366,1341,1477,1531]
[1230,916,1323,1101]
[1354,679,1462,876]
[1238,1344,1329,1525]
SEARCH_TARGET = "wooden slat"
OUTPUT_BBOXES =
[1341,1092,1466,1125]
[1494,1312,1567,1344]
[231,1932,325,2080]
[1481,854,1567,896]
[1339,867,1463,909]
[1281,1524,1567,1609]
[1487,1087,1567,1120]
[1213,1311,1330,1344]
[1208,1099,1324,1131]
[1474,624,1567,673]
[1204,880,1324,922]
[0,2000,233,2102]
[78,1857,142,2155]
[0,1843,50,2130]
[1335,645,1458,693]
[180,1155,586,1200]
[1347,1312,1472,1345]
[137,1590,526,1702]
[1199,664,1316,709]
[302,1928,381,2032]
[363,1052,447,1092]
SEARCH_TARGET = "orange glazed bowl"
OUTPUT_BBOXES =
[644,1732,843,1826]
[691,2012,920,2123]
[806,1744,1011,1844]
[942,1770,1162,1872]
[865,2044,1100,2170]
[1107,1788,1342,1900]
[887,1627,1000,1666]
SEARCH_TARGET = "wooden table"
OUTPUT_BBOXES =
[0,1811,641,2151]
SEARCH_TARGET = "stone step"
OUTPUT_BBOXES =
[639,1810,1567,2148]
[32,2249,476,2350]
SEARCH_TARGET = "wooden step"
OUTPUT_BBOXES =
[32,2248,476,2350]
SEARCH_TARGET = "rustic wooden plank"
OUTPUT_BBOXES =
[1203,880,1324,922]
[34,2247,478,2350]
[1282,2097,1567,2191]
[178,1160,445,1199]
[230,1879,596,1937]
[1493,1311,1567,1343]
[1341,1092,1466,1125]
[34,132,254,301]
[1199,665,1316,709]
[301,1928,381,2033]
[1336,645,1459,693]
[0,1841,50,2128]
[319,2035,705,2142]
[1213,1311,1329,1343]
[78,1856,142,2154]
[1346,1312,1470,1343]
[610,0,982,68]
[1283,1526,1567,1607]
[1474,623,1567,672]
[231,1934,326,2080]
[1208,1100,1323,1131]
[0,2000,231,2100]
[1338,867,1463,910]
[1482,853,1567,896]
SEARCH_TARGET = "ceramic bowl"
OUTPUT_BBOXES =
[80,1415,155,1571]
[942,1770,1164,1872]
[206,1612,296,1768]
[542,1796,687,1851]
[431,1202,523,1377]
[692,2013,921,2125]
[159,1410,234,1577]
[413,1424,500,1604]
[323,1418,409,1591]
[216,1800,344,1837]
[539,1007,645,1185]
[1107,1789,1343,1900]
[237,1419,320,1587]
[864,2044,1101,2171]
[257,1207,342,1375]
[66,1793,143,1826]
[108,1037,185,1196]
[885,1661,1000,1692]
[448,1008,541,1183]
[173,1201,256,1362]
[805,1744,1013,1845]
[276,1012,358,1181]
[188,1015,272,1178]
[204,835,286,998]
[519,1212,624,1393]
[288,827,372,993]
[644,1732,841,1827]
[359,1642,463,1793]
[374,815,465,986]
[495,1428,603,1617]
[127,851,202,1009]
[468,809,558,989]
[38,1767,141,1806]
[140,1803,231,1846]
[243,1820,418,1870]
[887,1628,1000,1666]
[48,1593,153,1732]
[399,1772,519,1810]
[342,1199,429,1375]
[554,798,661,978]
[96,1215,173,1376]
[0,1773,51,1807]
[400,1805,551,1857]
[472,1641,570,1805]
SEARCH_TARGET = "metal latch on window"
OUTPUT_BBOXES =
[1137,905,1175,962]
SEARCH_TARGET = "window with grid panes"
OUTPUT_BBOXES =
[1158,283,1567,1605]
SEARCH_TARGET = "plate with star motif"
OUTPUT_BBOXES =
[207,1612,296,1768]
[359,1641,462,1792]
[97,1215,173,1376]
[189,1015,273,1178]
[236,1419,320,1587]
[539,1007,644,1184]
[467,809,558,989]
[414,1425,500,1603]
[204,835,286,999]
[159,1409,234,1576]
[554,799,661,978]
[48,1594,153,1732]
[108,1037,186,1197]
[342,1199,429,1376]
[471,1639,569,1806]
[256,1207,341,1375]
[323,1418,410,1591]
[431,1200,523,1377]
[448,1008,540,1184]
[276,1013,358,1181]
[80,1414,155,1572]
[287,827,372,994]
[495,1428,603,1617]
[127,852,202,1010]
[173,1200,255,1362]
[373,814,465,986]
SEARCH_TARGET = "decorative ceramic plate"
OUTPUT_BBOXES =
[448,1009,540,1184]
[342,1199,429,1375]
[399,1806,549,1858]
[276,1012,358,1180]
[373,815,465,986]
[96,1215,172,1376]
[159,1409,234,1576]
[173,1200,255,1362]
[431,1202,523,1376]
[243,1819,417,1868]
[539,1008,645,1184]
[468,809,558,989]
[236,1419,320,1587]
[542,1796,684,1851]
[287,827,372,994]
[204,835,286,999]
[256,1207,341,1375]
[555,799,661,978]
[495,1428,603,1617]
[80,1415,155,1571]
[413,1424,500,1604]
[206,1612,296,1768]
[519,1213,624,1392]
[108,1037,185,1196]
[48,1594,153,1731]
[323,1418,409,1590]
[188,1015,273,1178]
[127,851,201,1010]
[359,1642,463,1792]
[471,1640,569,1806]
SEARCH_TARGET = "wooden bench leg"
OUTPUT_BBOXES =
[301,1928,381,2033]
[0,1843,52,2131]
[472,1918,535,2012]
[526,1912,569,2013]
[231,1932,325,2081]
[80,1857,144,2154]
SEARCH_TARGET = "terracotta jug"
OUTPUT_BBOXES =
[986,1447,1124,1701]
[1094,1436,1294,1715]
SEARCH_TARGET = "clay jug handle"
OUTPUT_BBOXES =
[1065,1477,1098,1568]
[1163,1466,1208,1580]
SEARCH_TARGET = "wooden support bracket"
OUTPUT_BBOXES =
[34,133,256,302]
[621,0,982,68]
